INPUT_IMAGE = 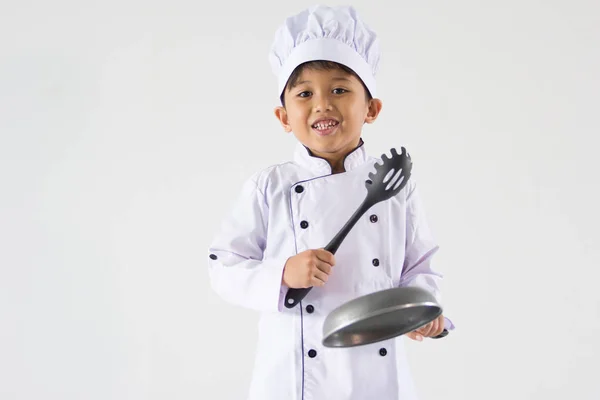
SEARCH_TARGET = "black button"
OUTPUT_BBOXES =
[209,254,218,260]
[306,305,314,313]
[308,349,317,358]
[379,348,387,356]
[372,258,380,267]
[295,185,304,193]
[300,220,309,229]
[370,214,378,223]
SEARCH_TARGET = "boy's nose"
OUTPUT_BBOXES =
[313,94,333,112]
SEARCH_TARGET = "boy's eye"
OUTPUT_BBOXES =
[332,88,347,94]
[298,91,311,98]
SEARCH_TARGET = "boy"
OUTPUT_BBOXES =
[208,5,452,400]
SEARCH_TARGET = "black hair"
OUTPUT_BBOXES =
[280,60,373,106]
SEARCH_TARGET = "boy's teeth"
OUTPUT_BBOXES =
[314,121,337,129]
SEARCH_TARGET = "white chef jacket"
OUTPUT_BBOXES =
[208,139,450,400]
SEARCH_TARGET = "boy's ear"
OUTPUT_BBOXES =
[364,98,383,124]
[274,106,292,132]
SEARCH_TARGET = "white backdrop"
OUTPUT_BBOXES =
[1,1,599,399]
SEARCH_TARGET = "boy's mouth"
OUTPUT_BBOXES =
[311,118,340,136]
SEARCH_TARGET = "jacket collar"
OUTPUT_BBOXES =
[293,138,368,175]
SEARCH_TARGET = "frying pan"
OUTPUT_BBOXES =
[285,147,449,346]
[322,286,447,347]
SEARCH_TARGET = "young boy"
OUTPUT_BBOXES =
[208,5,453,400]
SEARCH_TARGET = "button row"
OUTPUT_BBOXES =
[298,215,378,230]
[305,347,388,358]
[296,182,382,357]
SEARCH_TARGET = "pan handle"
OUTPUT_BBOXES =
[431,329,448,339]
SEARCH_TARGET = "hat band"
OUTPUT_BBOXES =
[277,38,376,98]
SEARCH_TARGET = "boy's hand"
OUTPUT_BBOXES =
[282,249,335,289]
[406,314,445,341]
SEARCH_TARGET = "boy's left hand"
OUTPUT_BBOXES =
[406,314,445,341]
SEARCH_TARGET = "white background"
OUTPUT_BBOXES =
[1,0,599,399]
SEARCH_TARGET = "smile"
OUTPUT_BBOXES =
[311,119,340,136]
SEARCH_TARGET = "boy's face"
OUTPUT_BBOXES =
[275,67,382,171]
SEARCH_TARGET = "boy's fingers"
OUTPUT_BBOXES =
[406,331,423,342]
[311,274,326,287]
[420,319,440,337]
[430,319,444,337]
[316,261,332,275]
[313,269,329,284]
[316,249,335,266]
[409,315,445,339]
[417,322,433,337]
[428,320,439,336]
[429,315,444,337]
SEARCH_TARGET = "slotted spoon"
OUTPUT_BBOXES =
[284,147,413,308]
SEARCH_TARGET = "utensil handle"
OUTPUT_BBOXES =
[324,200,371,254]
[284,287,311,308]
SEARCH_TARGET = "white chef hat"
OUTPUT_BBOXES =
[269,5,380,99]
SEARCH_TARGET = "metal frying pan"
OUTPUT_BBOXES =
[322,286,447,348]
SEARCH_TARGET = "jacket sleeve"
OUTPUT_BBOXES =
[207,174,289,313]
[399,178,455,331]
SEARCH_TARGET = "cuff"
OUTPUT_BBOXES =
[260,258,288,313]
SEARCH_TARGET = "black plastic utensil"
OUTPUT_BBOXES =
[284,147,413,309]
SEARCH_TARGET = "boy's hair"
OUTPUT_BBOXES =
[281,60,373,106]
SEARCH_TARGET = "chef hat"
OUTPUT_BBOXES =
[269,5,380,99]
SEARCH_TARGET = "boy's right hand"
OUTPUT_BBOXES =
[282,249,335,289]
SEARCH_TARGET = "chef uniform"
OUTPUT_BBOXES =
[207,5,453,400]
